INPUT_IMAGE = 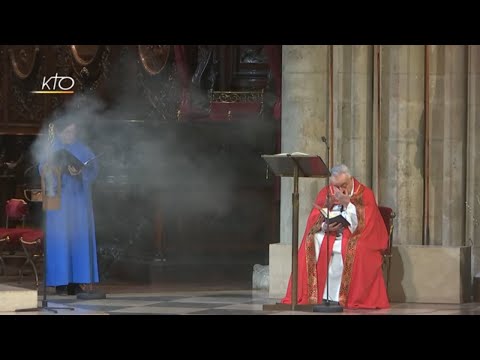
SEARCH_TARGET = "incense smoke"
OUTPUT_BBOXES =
[28,53,248,272]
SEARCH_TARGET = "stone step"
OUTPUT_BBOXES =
[0,284,38,312]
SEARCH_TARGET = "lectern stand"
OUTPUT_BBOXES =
[262,153,329,312]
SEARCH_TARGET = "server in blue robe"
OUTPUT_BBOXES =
[39,118,99,295]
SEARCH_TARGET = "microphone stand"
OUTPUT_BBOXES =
[313,136,343,313]
[77,160,106,301]
[17,124,74,313]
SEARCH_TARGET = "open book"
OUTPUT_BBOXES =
[47,149,102,172]
[273,152,310,156]
[320,207,351,227]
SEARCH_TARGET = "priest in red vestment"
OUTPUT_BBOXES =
[281,164,390,309]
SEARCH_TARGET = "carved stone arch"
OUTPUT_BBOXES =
[135,45,179,121]
[8,46,47,124]
[8,45,40,80]
[138,45,171,75]
[70,45,105,83]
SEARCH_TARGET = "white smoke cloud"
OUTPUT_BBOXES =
[27,51,274,274]
[29,61,236,225]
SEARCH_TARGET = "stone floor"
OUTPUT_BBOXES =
[2,280,480,315]
[1,260,479,315]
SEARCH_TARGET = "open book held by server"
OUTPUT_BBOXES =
[46,149,101,173]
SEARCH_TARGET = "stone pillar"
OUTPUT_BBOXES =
[378,45,425,245]
[279,45,329,245]
[466,46,480,277]
[333,45,374,186]
[269,45,329,297]
[428,45,468,246]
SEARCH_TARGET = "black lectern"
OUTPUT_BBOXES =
[262,153,329,312]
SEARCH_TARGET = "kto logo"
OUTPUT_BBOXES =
[31,73,75,94]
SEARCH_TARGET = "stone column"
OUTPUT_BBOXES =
[378,45,425,245]
[279,45,329,245]
[465,45,480,277]
[333,45,374,186]
[269,45,329,297]
[428,45,468,246]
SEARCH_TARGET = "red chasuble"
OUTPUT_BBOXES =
[281,177,390,309]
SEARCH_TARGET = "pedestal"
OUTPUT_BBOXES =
[0,284,37,312]
[268,243,292,298]
[388,245,471,303]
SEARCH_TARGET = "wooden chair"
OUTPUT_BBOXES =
[378,206,396,297]
[19,230,44,287]
[0,199,44,286]
[0,199,31,275]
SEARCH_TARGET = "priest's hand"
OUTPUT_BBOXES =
[322,221,343,233]
[68,165,82,176]
[333,187,350,207]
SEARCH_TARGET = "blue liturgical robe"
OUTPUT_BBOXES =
[39,138,99,286]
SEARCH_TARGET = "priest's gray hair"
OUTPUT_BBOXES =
[330,164,352,178]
